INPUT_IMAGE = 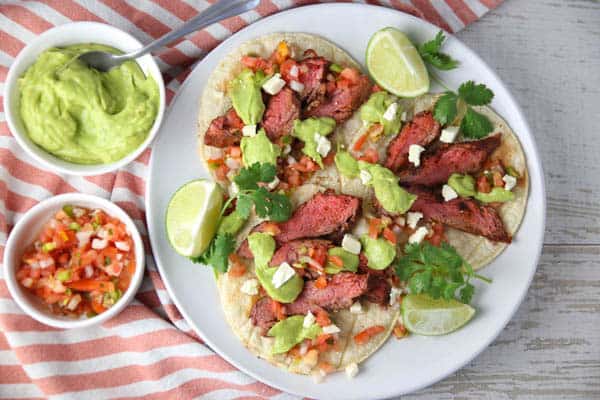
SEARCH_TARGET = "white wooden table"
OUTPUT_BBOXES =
[401,1,600,398]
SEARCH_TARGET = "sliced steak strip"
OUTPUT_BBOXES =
[385,111,441,172]
[362,274,391,306]
[304,73,372,124]
[408,185,511,243]
[262,87,301,142]
[203,108,244,148]
[238,191,360,258]
[397,133,502,186]
[250,297,278,334]
[269,239,332,267]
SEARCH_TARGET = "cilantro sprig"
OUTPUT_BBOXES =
[395,242,491,304]
[191,163,292,272]
[433,81,495,139]
[418,31,459,71]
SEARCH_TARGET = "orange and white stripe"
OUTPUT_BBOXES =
[0,0,501,398]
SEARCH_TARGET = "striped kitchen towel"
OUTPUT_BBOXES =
[0,1,502,398]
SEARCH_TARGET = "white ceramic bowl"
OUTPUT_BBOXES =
[3,194,145,329]
[2,22,165,176]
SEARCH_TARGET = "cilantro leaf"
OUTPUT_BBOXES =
[460,107,494,139]
[418,31,459,71]
[394,241,489,304]
[433,92,458,125]
[191,233,235,273]
[235,194,254,219]
[250,188,292,222]
[234,162,277,191]
[458,81,494,106]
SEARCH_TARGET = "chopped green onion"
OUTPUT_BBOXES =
[62,205,74,218]
[329,63,343,73]
[104,256,111,266]
[56,269,72,282]
[69,222,81,231]
[42,242,56,252]
[92,221,100,230]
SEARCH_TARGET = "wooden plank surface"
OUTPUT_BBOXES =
[400,0,600,398]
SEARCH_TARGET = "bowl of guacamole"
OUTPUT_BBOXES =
[3,22,165,176]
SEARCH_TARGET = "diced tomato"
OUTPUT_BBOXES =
[354,325,386,345]
[426,223,445,247]
[393,323,408,339]
[492,171,504,188]
[315,309,331,327]
[279,59,298,82]
[261,222,281,236]
[226,146,242,158]
[328,255,344,268]
[369,218,382,239]
[215,164,230,181]
[67,279,114,292]
[382,227,397,244]
[228,254,247,277]
[477,175,492,193]
[352,132,369,152]
[358,147,379,163]
[315,275,328,289]
[271,300,286,321]
[322,151,336,166]
[241,56,273,73]
[207,158,224,167]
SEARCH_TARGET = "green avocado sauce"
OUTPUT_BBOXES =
[268,315,322,354]
[217,210,246,236]
[324,247,359,274]
[241,128,280,166]
[228,68,266,125]
[448,173,514,203]
[360,234,396,270]
[18,44,159,165]
[292,117,336,167]
[248,233,303,303]
[334,150,360,178]
[358,161,417,214]
[360,91,402,136]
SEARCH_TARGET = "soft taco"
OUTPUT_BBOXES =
[217,184,402,376]
[336,92,528,270]
[197,33,372,196]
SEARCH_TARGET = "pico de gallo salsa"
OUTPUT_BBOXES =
[16,205,136,318]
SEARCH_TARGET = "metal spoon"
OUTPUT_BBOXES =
[76,0,259,72]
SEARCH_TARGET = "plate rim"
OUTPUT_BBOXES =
[145,4,547,398]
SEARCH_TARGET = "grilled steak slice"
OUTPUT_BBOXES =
[250,297,277,334]
[299,57,329,104]
[408,186,511,243]
[203,108,244,147]
[362,274,391,306]
[304,73,372,124]
[238,191,360,258]
[269,239,332,267]
[286,273,369,315]
[385,111,441,172]
[397,133,502,186]
[262,87,301,141]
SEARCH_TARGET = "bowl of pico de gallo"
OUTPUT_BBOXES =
[4,193,145,329]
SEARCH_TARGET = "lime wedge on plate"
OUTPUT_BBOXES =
[166,179,223,257]
[401,294,475,335]
[366,27,429,97]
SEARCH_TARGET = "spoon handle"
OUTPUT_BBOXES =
[125,0,260,60]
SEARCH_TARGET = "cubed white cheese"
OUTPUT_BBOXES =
[408,144,425,167]
[401,109,413,122]
[342,234,362,255]
[440,126,460,143]
[382,102,398,121]
[350,301,363,314]
[91,238,108,250]
[322,324,341,334]
[115,241,130,252]
[315,134,331,157]
[240,279,259,295]
[503,174,517,191]
[408,227,429,244]
[303,311,316,328]
[272,262,296,288]
[352,218,369,237]
[289,64,299,78]
[262,73,286,95]
[242,124,257,137]
[389,286,404,306]
[266,176,280,191]
[395,216,406,227]
[345,362,359,379]
[359,169,372,185]
[406,212,423,229]
[290,80,304,93]
[76,231,93,248]
[287,156,297,165]
[442,184,458,202]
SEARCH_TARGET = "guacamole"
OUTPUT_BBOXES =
[292,117,336,167]
[241,129,280,166]
[360,91,402,136]
[361,235,396,270]
[267,315,322,354]
[228,68,266,125]
[324,246,359,274]
[475,187,515,203]
[18,44,159,165]
[334,150,360,178]
[448,173,476,197]
[358,161,417,214]
[248,233,303,303]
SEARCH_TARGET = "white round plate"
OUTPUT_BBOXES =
[146,4,545,399]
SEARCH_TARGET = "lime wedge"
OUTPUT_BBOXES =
[401,294,475,335]
[366,27,429,97]
[166,179,223,257]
